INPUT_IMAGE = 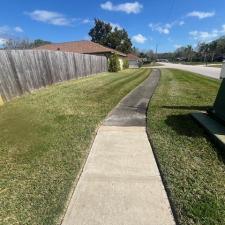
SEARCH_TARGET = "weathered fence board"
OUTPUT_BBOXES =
[0,50,108,101]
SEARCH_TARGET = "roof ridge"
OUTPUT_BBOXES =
[35,40,127,56]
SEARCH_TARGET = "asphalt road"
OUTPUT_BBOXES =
[152,62,222,79]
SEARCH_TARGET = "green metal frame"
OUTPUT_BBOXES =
[213,79,225,123]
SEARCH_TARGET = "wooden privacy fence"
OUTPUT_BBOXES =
[0,50,108,101]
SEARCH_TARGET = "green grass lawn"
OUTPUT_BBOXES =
[0,68,150,225]
[147,69,225,225]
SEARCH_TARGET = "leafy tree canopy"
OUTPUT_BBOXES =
[88,19,112,46]
[89,19,132,53]
[156,35,225,62]
[33,39,51,47]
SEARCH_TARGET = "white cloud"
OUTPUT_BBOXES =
[0,26,10,34]
[189,30,218,42]
[149,20,184,35]
[14,26,23,32]
[189,24,225,42]
[132,34,147,44]
[26,10,74,26]
[187,11,215,19]
[174,44,182,49]
[82,19,93,24]
[149,23,170,34]
[179,21,185,26]
[100,1,143,14]
[0,26,23,43]
[222,24,225,32]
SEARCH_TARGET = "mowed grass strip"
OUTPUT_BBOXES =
[0,68,150,225]
[147,69,225,225]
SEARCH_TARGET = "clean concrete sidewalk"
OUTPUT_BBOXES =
[61,70,175,225]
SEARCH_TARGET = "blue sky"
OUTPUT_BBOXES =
[0,0,225,52]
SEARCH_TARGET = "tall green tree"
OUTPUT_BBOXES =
[208,41,217,62]
[89,19,132,53]
[217,36,225,54]
[88,19,112,46]
[107,28,132,53]
[185,45,193,62]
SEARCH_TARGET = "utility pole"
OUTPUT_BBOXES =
[155,44,158,62]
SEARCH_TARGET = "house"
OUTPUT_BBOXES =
[126,53,141,68]
[35,40,127,69]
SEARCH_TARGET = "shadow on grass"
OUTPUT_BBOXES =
[162,105,211,111]
[165,113,225,163]
[165,114,203,137]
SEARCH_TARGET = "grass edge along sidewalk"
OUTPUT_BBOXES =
[0,68,150,225]
[147,68,225,225]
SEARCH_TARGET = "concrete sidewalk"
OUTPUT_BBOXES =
[61,70,175,225]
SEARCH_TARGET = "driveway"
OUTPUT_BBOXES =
[151,62,222,79]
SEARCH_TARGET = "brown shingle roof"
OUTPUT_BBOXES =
[126,53,140,60]
[35,40,126,57]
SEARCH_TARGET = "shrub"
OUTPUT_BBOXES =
[138,60,143,68]
[108,53,120,72]
[123,59,129,69]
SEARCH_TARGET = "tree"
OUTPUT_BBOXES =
[89,19,132,53]
[184,45,193,62]
[131,47,140,55]
[153,35,225,63]
[216,36,225,55]
[107,28,132,53]
[123,59,129,69]
[174,47,187,59]
[3,39,32,49]
[33,39,51,47]
[89,19,112,46]
[108,53,120,72]
[208,41,217,62]
[3,38,51,49]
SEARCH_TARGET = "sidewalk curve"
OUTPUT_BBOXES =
[61,69,176,225]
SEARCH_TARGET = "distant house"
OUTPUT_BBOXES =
[126,53,141,68]
[36,40,127,70]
